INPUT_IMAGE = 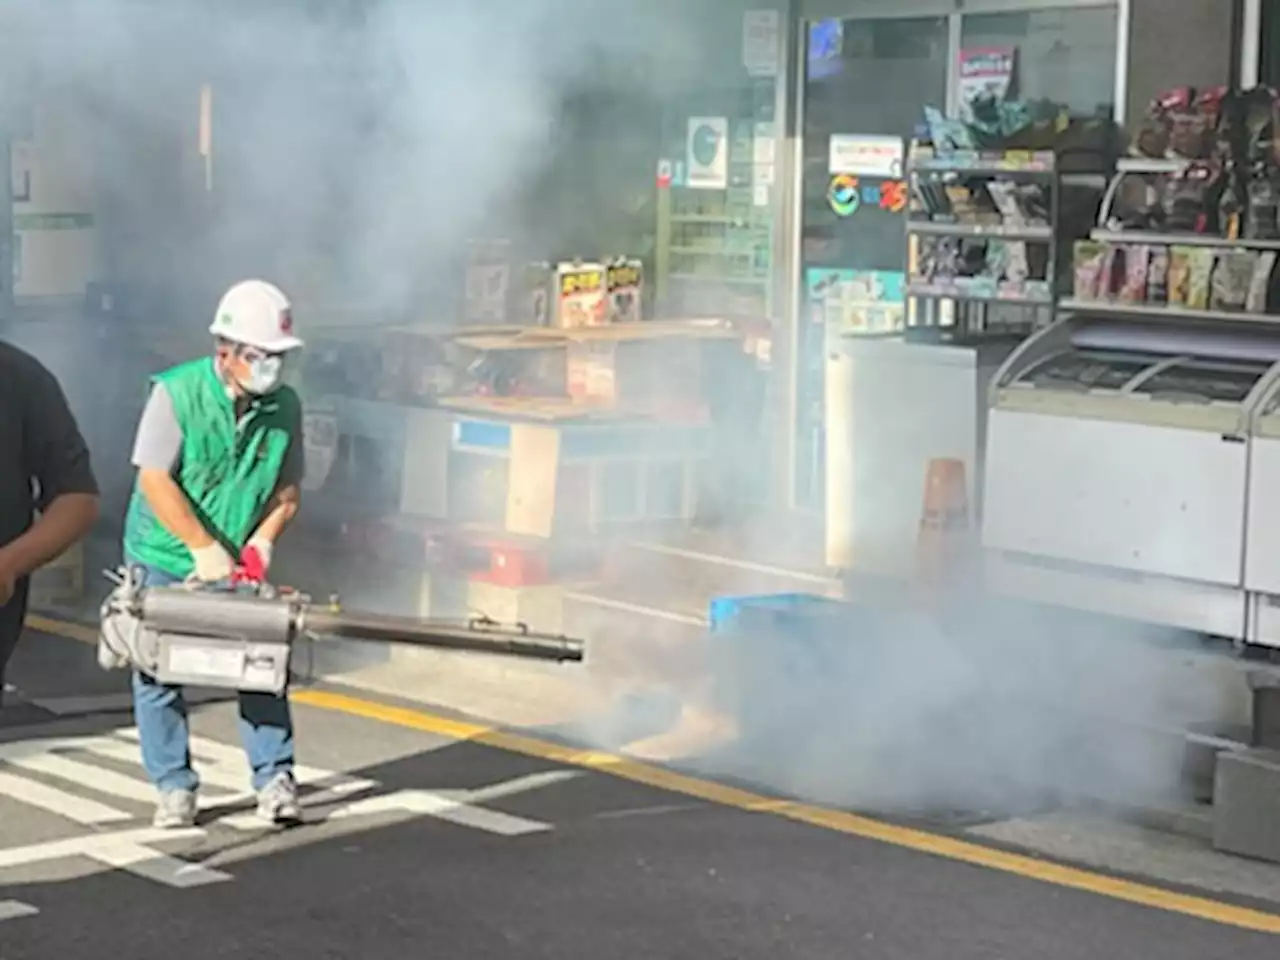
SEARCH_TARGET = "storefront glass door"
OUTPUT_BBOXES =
[793,15,950,512]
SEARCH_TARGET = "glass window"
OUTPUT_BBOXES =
[959,6,1118,121]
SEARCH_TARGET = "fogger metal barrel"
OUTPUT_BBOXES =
[301,609,584,662]
[98,566,585,696]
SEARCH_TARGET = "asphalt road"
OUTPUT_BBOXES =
[2,629,1280,960]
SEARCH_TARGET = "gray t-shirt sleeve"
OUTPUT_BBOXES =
[131,384,183,472]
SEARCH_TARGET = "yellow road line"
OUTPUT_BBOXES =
[25,614,1280,935]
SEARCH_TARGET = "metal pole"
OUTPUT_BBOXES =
[0,121,12,331]
[1240,0,1262,89]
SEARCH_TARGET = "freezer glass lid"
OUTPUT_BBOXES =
[1131,357,1271,404]
[1017,349,1164,391]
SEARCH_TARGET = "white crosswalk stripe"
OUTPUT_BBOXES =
[0,722,581,899]
[0,899,40,923]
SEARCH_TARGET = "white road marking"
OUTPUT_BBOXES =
[111,728,375,791]
[0,826,205,869]
[6,752,158,804]
[0,770,130,824]
[82,739,253,803]
[0,722,579,899]
[460,770,579,803]
[321,789,548,836]
[0,900,39,922]
[91,842,231,888]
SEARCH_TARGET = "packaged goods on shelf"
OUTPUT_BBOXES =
[554,260,609,328]
[1114,85,1280,241]
[1072,241,1107,299]
[911,234,1050,303]
[1070,237,1280,315]
[605,258,643,323]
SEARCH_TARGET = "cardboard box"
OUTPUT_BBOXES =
[606,258,643,323]
[554,261,608,328]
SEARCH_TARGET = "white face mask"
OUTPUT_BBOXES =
[240,354,284,395]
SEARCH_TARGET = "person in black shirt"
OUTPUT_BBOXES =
[0,340,101,703]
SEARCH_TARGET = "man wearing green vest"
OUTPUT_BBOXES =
[123,279,306,828]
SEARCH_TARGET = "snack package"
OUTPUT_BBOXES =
[1245,176,1280,240]
[1169,87,1222,159]
[1185,248,1217,310]
[605,258,643,323]
[1131,88,1183,158]
[1211,250,1257,311]
[1248,251,1277,313]
[1146,246,1170,304]
[553,260,608,328]
[1101,244,1127,299]
[1168,246,1194,305]
[985,239,1009,280]
[1162,162,1220,232]
[1118,245,1151,303]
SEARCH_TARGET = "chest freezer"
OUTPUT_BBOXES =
[1244,381,1280,648]
[982,316,1280,639]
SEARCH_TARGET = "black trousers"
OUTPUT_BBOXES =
[0,578,30,706]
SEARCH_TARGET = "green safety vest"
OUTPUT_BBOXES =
[122,357,300,578]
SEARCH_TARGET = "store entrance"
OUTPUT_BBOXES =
[793,15,950,513]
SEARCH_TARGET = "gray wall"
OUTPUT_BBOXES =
[1126,0,1236,122]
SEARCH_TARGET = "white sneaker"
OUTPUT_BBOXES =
[153,789,198,828]
[256,772,302,825]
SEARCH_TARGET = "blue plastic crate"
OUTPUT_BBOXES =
[706,592,854,742]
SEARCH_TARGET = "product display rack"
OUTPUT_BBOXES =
[1062,159,1280,327]
[654,116,773,318]
[902,148,1062,341]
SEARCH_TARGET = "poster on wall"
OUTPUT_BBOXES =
[958,47,1016,122]
[805,268,906,337]
[828,134,904,179]
[686,117,728,190]
[743,9,781,77]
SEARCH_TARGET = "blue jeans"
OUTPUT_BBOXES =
[126,559,295,793]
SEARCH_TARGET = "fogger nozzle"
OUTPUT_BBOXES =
[299,609,584,662]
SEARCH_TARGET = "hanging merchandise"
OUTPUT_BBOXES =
[958,47,1016,125]
[1113,85,1280,241]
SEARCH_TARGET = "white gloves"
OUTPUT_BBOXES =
[190,542,235,583]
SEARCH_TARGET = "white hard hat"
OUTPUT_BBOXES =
[209,279,304,353]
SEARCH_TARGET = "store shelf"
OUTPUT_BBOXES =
[667,273,767,286]
[907,150,1056,176]
[1061,297,1280,326]
[1090,229,1280,251]
[670,215,742,225]
[908,220,1052,240]
[907,282,1053,307]
[1115,157,1192,175]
